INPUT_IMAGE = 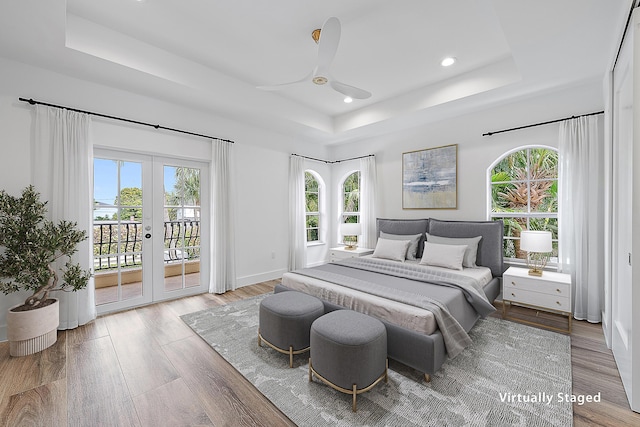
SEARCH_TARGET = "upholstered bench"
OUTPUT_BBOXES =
[309,310,388,412]
[258,291,324,368]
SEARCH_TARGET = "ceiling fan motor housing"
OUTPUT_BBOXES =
[312,76,328,85]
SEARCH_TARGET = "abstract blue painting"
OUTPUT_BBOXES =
[402,144,457,209]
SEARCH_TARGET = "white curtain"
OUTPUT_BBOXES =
[33,105,96,329]
[288,155,306,270]
[210,140,236,294]
[558,115,603,322]
[359,156,378,249]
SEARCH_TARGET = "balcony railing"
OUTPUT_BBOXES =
[93,220,201,271]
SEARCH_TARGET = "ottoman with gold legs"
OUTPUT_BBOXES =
[258,291,324,368]
[309,310,388,412]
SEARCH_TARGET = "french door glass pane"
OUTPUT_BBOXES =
[93,159,144,306]
[163,165,201,292]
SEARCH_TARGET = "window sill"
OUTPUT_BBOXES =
[306,242,325,248]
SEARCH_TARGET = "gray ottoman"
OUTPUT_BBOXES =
[309,310,388,412]
[258,291,324,367]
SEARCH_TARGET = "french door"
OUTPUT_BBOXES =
[93,149,209,313]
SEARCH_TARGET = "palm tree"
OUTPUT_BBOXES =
[491,148,558,258]
[175,167,200,207]
[343,172,360,223]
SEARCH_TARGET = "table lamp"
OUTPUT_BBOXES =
[341,223,362,250]
[520,230,552,276]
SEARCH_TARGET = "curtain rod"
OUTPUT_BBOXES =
[292,153,374,164]
[482,110,604,137]
[18,97,234,144]
[613,2,638,69]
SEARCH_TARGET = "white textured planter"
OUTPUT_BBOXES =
[7,298,59,357]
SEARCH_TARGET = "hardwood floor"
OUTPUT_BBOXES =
[0,281,638,426]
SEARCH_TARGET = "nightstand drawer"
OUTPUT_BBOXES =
[330,250,359,261]
[329,247,374,262]
[503,275,570,298]
[504,288,570,313]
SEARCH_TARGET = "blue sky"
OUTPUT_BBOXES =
[93,158,177,217]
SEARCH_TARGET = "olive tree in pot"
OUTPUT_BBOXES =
[0,185,91,356]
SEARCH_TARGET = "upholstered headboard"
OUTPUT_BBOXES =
[375,218,505,277]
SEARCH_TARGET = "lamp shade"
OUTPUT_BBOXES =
[340,222,362,236]
[520,230,552,253]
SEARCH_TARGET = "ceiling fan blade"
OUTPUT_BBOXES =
[330,80,372,99]
[315,17,341,76]
[257,72,312,91]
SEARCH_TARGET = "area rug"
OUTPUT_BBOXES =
[181,295,573,427]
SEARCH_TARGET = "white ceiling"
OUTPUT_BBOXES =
[0,0,632,144]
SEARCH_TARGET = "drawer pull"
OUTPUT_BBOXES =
[511,293,515,297]
[556,301,561,305]
[511,281,516,286]
[556,289,561,293]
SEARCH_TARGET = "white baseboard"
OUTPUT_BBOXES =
[602,310,611,349]
[236,268,287,288]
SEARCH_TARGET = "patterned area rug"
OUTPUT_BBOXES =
[181,295,572,427]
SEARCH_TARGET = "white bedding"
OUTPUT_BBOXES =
[282,259,493,335]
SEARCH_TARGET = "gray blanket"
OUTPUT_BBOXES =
[294,257,496,359]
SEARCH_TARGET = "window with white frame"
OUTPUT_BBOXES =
[305,171,321,242]
[488,146,559,263]
[341,171,360,227]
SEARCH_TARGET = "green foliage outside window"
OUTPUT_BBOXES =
[490,148,559,260]
[305,172,320,242]
[114,187,142,221]
[342,171,360,231]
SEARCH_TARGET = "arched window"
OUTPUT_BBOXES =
[488,146,559,263]
[341,171,360,225]
[305,171,321,242]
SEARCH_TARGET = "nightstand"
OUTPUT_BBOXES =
[502,266,572,333]
[329,246,374,262]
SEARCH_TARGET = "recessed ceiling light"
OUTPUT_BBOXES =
[344,96,353,103]
[441,57,456,67]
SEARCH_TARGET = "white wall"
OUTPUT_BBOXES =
[0,57,330,340]
[0,55,606,341]
[329,80,605,222]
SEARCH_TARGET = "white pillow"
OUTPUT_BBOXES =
[426,233,482,268]
[372,238,411,262]
[419,241,467,271]
[379,231,422,260]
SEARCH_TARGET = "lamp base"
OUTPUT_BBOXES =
[344,244,357,250]
[526,253,549,277]
[527,268,543,277]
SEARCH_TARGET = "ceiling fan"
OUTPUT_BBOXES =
[257,17,372,100]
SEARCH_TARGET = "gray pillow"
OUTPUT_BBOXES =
[379,231,423,260]
[426,233,482,268]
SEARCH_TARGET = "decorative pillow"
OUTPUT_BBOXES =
[372,238,411,262]
[426,233,482,268]
[379,231,422,260]
[419,241,467,271]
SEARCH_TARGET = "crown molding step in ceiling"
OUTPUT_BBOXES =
[0,0,630,143]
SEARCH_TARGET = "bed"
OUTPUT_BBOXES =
[275,218,504,379]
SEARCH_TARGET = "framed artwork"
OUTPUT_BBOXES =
[402,144,457,209]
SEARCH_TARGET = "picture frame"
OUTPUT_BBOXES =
[402,144,457,209]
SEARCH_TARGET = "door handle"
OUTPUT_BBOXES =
[145,233,152,239]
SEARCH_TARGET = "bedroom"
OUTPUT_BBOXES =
[0,0,639,425]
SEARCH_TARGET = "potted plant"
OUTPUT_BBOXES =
[0,185,91,356]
